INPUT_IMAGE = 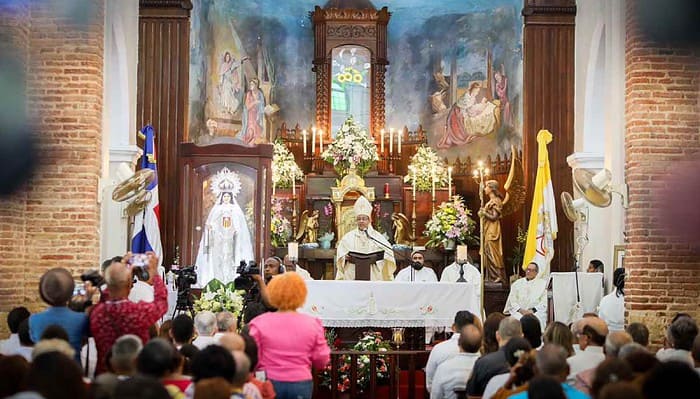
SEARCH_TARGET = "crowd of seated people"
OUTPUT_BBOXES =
[1,252,700,399]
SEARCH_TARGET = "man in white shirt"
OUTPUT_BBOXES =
[128,267,154,303]
[0,307,30,356]
[192,311,219,349]
[656,316,697,366]
[567,316,608,380]
[426,310,480,392]
[395,250,438,282]
[503,262,547,329]
[283,254,313,280]
[431,324,482,399]
[440,259,481,284]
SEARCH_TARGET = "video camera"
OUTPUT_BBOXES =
[234,260,260,291]
[172,265,197,291]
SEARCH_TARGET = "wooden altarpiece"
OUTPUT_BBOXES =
[310,5,389,134]
[178,143,273,268]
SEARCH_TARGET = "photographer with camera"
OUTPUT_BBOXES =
[89,251,168,375]
[234,259,277,314]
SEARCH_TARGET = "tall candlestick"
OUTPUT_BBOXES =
[292,170,296,196]
[319,130,324,153]
[389,128,394,155]
[272,182,276,197]
[448,166,453,196]
[380,129,385,154]
[302,130,307,154]
[398,130,402,154]
[312,126,316,154]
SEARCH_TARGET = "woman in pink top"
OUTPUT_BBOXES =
[249,272,330,399]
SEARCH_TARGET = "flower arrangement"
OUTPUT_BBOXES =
[321,116,378,177]
[193,281,245,317]
[272,140,303,189]
[270,198,292,247]
[403,145,449,191]
[424,195,478,248]
[320,331,392,393]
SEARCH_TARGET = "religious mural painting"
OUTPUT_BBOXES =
[189,0,522,160]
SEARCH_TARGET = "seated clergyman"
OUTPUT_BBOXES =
[335,196,396,281]
[395,250,437,282]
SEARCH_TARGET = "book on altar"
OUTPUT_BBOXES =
[346,250,384,281]
[346,250,384,263]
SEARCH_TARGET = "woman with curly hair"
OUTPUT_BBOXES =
[248,272,330,399]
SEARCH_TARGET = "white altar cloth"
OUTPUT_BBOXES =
[549,272,604,325]
[299,280,480,328]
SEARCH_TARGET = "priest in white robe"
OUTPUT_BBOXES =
[504,262,547,329]
[335,196,396,281]
[395,250,438,282]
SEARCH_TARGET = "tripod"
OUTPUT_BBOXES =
[172,284,195,318]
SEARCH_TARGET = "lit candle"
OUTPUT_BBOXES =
[288,241,299,261]
[389,128,394,155]
[412,168,416,199]
[312,126,316,154]
[448,166,453,196]
[431,166,436,200]
[380,129,385,154]
[398,129,402,154]
[319,130,324,153]
[457,245,468,262]
[302,130,307,154]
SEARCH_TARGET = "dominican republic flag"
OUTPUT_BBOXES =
[131,125,163,266]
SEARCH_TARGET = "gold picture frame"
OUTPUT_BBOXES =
[613,245,626,269]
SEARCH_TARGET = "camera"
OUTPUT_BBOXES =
[127,254,151,282]
[172,265,198,290]
[80,270,105,288]
[234,260,260,291]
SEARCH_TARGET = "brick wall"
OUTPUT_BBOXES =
[0,0,104,336]
[624,1,700,345]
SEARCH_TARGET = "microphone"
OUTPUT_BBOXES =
[362,228,417,271]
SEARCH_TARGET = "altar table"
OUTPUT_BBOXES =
[299,280,480,328]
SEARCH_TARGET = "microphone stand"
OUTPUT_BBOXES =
[362,229,416,273]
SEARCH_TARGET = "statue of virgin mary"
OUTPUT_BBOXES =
[195,167,254,286]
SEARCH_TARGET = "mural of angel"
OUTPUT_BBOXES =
[479,147,525,285]
[391,212,414,246]
[438,82,501,149]
[218,51,243,115]
[195,167,255,286]
[241,78,265,145]
[295,209,320,245]
[494,64,513,127]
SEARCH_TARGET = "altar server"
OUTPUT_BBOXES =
[335,196,396,281]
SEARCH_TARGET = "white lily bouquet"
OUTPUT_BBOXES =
[193,280,245,316]
[321,116,378,177]
[272,140,303,189]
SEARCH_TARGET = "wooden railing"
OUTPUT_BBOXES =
[314,349,429,399]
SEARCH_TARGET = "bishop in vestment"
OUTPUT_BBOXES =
[335,196,396,281]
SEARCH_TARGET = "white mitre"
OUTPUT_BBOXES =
[354,195,372,218]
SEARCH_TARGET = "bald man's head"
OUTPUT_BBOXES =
[39,268,75,306]
[105,262,132,290]
[459,324,482,353]
[219,333,245,353]
[536,344,570,381]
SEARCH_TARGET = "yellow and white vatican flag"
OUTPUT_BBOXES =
[523,130,558,279]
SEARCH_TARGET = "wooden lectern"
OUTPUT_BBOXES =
[347,250,384,281]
